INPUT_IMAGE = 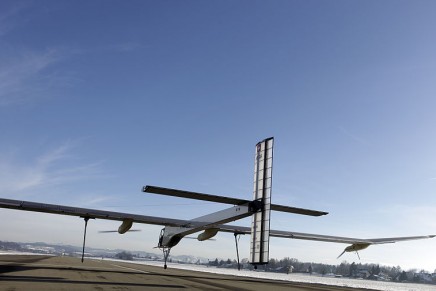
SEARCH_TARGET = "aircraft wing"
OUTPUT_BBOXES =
[0,197,193,227]
[1,197,433,246]
[216,224,435,245]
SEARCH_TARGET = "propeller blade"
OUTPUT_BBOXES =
[99,229,141,233]
[184,236,216,241]
[337,249,346,259]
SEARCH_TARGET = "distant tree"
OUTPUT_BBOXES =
[295,262,305,272]
[349,262,357,277]
[336,261,350,276]
[202,254,430,283]
[0,241,22,251]
[115,251,133,260]
[371,264,380,275]
[320,265,327,276]
[388,266,401,279]
[269,258,277,269]
[399,271,408,282]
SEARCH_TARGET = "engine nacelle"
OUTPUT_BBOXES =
[337,243,371,258]
[118,219,133,234]
[197,228,219,241]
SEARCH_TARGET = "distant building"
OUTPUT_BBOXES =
[414,272,433,283]
[356,269,370,279]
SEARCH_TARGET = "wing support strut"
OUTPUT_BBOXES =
[234,232,243,271]
[81,217,90,263]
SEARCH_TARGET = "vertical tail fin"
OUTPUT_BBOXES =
[250,137,273,266]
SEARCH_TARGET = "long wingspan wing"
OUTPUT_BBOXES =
[0,197,192,227]
[362,235,436,244]
[1,198,433,246]
[216,224,435,245]
[143,185,328,217]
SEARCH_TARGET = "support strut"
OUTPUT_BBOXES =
[356,251,361,260]
[234,232,242,271]
[162,248,171,269]
[81,217,90,263]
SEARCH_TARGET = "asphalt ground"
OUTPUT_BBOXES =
[0,255,375,291]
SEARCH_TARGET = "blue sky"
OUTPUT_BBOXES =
[1,0,435,271]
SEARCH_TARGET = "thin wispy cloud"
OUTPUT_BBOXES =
[338,126,370,146]
[0,49,61,106]
[0,40,147,107]
[0,1,145,107]
[0,141,105,194]
[84,196,114,207]
[0,2,31,37]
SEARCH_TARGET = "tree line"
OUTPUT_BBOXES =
[208,257,435,284]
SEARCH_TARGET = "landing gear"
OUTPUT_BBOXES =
[162,247,171,269]
[233,232,243,271]
[158,228,171,269]
[355,251,361,260]
[81,217,90,263]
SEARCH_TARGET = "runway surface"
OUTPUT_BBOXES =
[0,255,374,290]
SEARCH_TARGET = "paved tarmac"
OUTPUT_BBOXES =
[0,255,374,290]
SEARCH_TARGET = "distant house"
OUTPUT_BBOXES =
[367,273,390,281]
[356,269,370,279]
[414,272,433,283]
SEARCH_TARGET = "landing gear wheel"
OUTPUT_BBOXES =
[161,247,171,269]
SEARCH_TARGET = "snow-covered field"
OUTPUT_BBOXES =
[128,260,436,291]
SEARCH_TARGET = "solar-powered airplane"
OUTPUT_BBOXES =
[0,137,434,269]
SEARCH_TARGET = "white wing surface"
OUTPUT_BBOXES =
[0,197,192,227]
[217,224,435,245]
[0,197,434,255]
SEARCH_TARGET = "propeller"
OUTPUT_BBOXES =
[99,229,142,233]
[184,236,216,241]
[337,243,369,259]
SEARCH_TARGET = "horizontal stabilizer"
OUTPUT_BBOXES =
[271,204,328,216]
[143,186,243,205]
[143,185,328,217]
